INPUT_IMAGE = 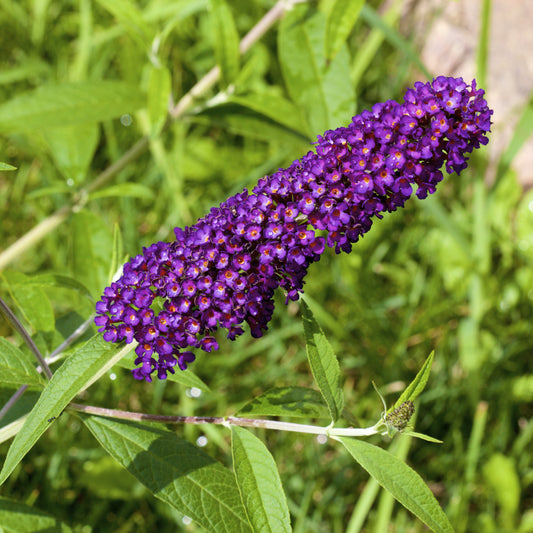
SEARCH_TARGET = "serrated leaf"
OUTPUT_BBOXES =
[0,338,45,387]
[390,351,434,413]
[0,336,128,485]
[0,162,17,171]
[83,416,252,533]
[116,349,211,392]
[338,438,454,533]
[148,66,171,137]
[71,210,114,299]
[210,0,240,88]
[301,300,344,422]
[325,0,365,61]
[231,426,291,533]
[88,183,155,201]
[237,386,330,419]
[0,497,72,533]
[0,81,144,133]
[44,122,99,184]
[279,5,355,136]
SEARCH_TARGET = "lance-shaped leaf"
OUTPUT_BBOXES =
[279,5,355,135]
[0,497,71,533]
[237,386,330,419]
[325,0,365,61]
[0,338,45,387]
[0,336,128,485]
[389,351,434,413]
[231,426,291,533]
[210,0,240,88]
[0,81,144,133]
[301,300,344,422]
[84,416,252,533]
[338,437,454,533]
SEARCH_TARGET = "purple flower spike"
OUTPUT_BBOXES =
[95,77,492,381]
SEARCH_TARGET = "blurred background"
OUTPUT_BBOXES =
[0,0,532,531]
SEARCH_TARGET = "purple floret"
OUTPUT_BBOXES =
[95,76,492,381]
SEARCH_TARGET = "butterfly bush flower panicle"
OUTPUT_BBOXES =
[95,76,492,381]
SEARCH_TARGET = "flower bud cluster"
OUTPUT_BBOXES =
[95,76,492,381]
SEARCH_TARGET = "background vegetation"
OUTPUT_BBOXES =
[0,0,532,531]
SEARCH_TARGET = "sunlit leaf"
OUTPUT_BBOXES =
[0,336,128,485]
[44,122,99,184]
[301,300,344,422]
[237,386,330,419]
[339,437,454,533]
[210,0,240,88]
[148,66,171,136]
[84,416,252,532]
[231,426,291,532]
[390,351,434,412]
[325,0,365,61]
[279,5,355,135]
[0,81,144,133]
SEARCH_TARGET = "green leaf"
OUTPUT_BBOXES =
[301,300,344,422]
[0,162,17,171]
[88,183,156,201]
[2,271,55,337]
[44,122,99,184]
[116,348,211,392]
[22,273,93,301]
[194,101,309,144]
[237,386,330,419]
[338,438,454,533]
[83,416,252,533]
[403,431,443,444]
[390,351,434,413]
[210,0,240,88]
[231,426,291,533]
[95,0,155,50]
[0,497,71,533]
[0,338,45,387]
[0,81,144,133]
[71,210,114,299]
[225,93,311,139]
[148,66,171,137]
[0,336,128,485]
[278,6,355,135]
[325,0,365,61]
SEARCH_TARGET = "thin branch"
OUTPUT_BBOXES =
[0,296,53,379]
[68,403,380,437]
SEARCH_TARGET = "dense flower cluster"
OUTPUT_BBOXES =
[95,76,492,381]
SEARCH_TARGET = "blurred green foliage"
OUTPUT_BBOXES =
[0,0,532,531]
